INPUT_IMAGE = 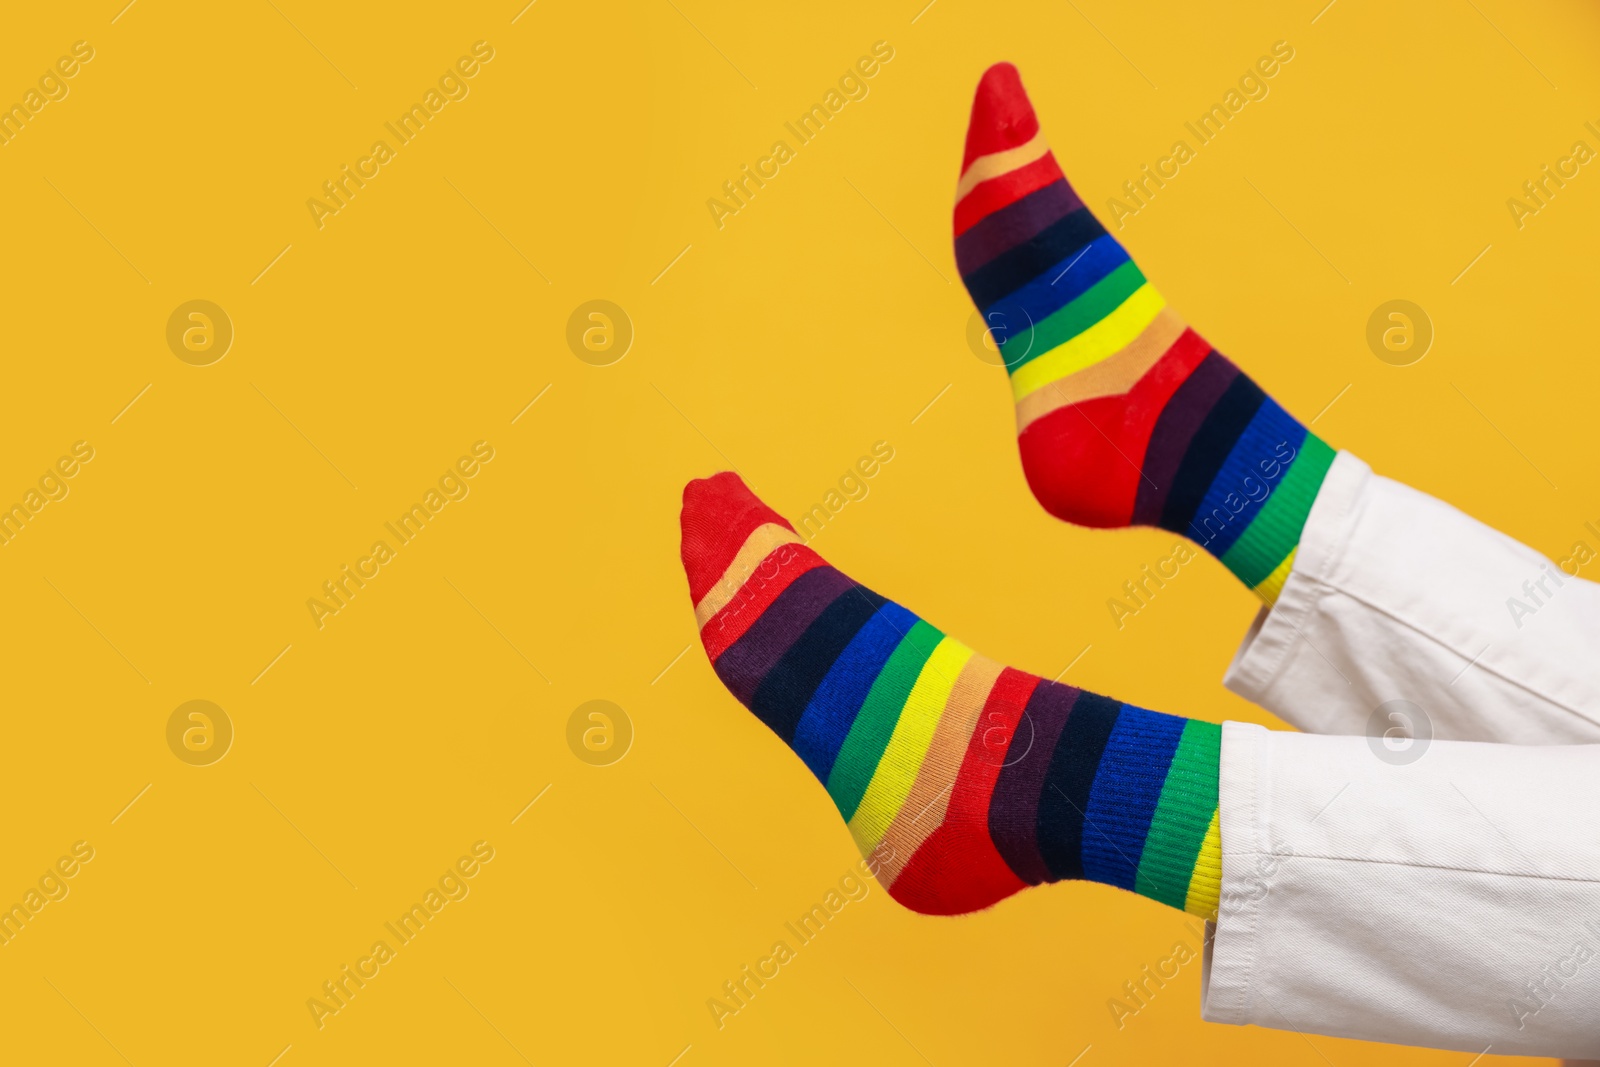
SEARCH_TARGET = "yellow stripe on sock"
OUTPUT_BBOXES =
[847,637,974,855]
[875,654,1005,887]
[1010,284,1166,401]
[693,522,803,627]
[1252,547,1297,607]
[955,131,1050,203]
[1183,809,1223,921]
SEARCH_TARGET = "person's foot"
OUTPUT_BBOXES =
[680,471,1223,918]
[956,62,1334,605]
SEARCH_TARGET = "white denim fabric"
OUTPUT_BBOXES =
[1202,452,1600,1058]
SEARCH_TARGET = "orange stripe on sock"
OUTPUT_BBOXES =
[1014,307,1189,431]
[885,666,1038,914]
[956,132,1051,203]
[875,655,1005,885]
[693,522,804,627]
[698,543,828,662]
[953,153,1064,237]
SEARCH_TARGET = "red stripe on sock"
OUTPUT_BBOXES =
[888,667,1038,915]
[954,153,1064,238]
[699,545,827,662]
[1018,327,1212,527]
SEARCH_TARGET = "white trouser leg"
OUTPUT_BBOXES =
[1202,722,1600,1058]
[1223,452,1600,745]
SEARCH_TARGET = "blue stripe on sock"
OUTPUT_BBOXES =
[1080,705,1187,890]
[791,601,919,783]
[982,234,1130,365]
[1185,399,1309,557]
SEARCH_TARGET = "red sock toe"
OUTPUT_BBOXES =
[679,472,795,606]
[962,62,1039,170]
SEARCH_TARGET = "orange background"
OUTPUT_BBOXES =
[0,0,1596,1064]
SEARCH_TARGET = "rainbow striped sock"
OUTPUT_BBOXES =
[680,472,1223,919]
[956,63,1333,605]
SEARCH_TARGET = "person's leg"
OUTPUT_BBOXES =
[954,63,1600,744]
[1222,451,1600,745]
[954,62,1332,608]
[680,472,1224,918]
[1208,721,1600,1060]
[677,473,1600,1060]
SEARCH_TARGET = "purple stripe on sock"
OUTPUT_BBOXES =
[1132,351,1240,526]
[714,566,856,706]
[987,680,1081,885]
[955,179,1084,278]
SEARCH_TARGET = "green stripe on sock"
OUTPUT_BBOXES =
[1002,260,1146,371]
[1219,434,1336,589]
[827,619,943,821]
[1133,719,1222,909]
